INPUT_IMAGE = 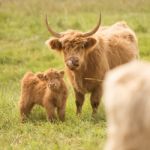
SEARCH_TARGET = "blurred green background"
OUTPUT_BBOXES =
[0,0,149,149]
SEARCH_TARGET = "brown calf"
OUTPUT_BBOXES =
[19,69,68,122]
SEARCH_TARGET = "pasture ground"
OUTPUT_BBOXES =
[0,0,150,149]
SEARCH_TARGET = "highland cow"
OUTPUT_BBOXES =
[45,14,139,115]
[103,61,150,150]
[19,69,68,122]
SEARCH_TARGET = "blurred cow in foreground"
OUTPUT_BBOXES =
[103,61,150,150]
[45,14,139,115]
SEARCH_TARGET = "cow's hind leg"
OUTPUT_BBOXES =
[74,88,85,115]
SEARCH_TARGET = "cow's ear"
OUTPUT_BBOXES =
[84,37,97,49]
[45,38,62,51]
[36,73,45,80]
[59,70,64,78]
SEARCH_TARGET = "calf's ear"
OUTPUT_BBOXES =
[45,38,62,51]
[59,70,64,78]
[36,73,45,80]
[84,37,97,49]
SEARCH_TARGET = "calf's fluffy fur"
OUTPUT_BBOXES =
[19,69,68,122]
[103,61,150,150]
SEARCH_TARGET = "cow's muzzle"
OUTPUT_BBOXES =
[66,57,79,70]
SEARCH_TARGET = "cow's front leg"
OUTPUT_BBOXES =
[74,88,85,115]
[90,85,102,115]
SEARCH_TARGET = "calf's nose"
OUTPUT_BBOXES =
[49,82,56,87]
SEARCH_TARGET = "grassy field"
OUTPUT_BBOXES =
[0,0,150,149]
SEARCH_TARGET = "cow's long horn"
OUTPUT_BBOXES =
[45,15,62,38]
[82,13,101,37]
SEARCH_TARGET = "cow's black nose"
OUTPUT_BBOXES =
[66,57,79,70]
[70,57,79,66]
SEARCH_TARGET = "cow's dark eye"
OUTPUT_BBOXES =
[56,76,60,79]
[55,74,60,79]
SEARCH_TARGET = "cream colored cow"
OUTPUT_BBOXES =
[103,61,150,150]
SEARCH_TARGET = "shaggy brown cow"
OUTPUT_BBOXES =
[45,14,139,115]
[19,69,68,122]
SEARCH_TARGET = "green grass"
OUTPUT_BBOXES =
[0,0,150,149]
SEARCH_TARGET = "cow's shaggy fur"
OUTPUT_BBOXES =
[103,61,150,150]
[19,69,68,122]
[46,21,139,115]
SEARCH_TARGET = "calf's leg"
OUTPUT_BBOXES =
[19,100,34,122]
[44,100,56,122]
[57,107,65,122]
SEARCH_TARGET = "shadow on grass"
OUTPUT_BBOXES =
[21,103,106,125]
[23,111,105,126]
